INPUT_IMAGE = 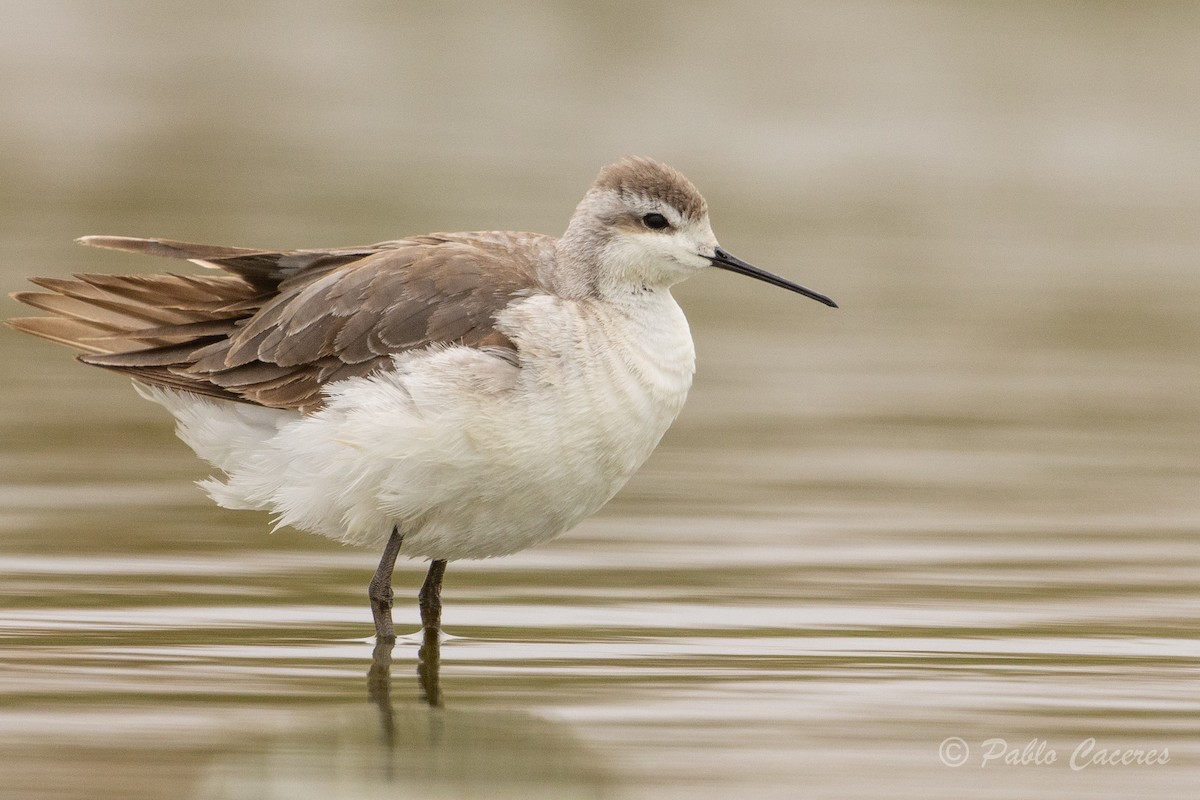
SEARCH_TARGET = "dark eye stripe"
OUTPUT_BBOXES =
[641,213,670,230]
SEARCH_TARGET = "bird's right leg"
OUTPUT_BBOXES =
[368,527,404,640]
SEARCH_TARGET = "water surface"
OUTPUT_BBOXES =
[2,3,1198,798]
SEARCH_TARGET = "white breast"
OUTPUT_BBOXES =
[158,288,696,561]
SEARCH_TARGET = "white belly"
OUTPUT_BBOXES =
[150,290,696,560]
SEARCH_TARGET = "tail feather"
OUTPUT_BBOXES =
[6,316,125,353]
[81,340,223,368]
[73,271,255,309]
[12,287,189,330]
[94,319,243,341]
[77,235,272,262]
[77,235,381,289]
[9,270,258,352]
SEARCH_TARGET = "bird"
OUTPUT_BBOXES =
[8,157,836,640]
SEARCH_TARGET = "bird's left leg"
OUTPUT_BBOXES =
[418,559,448,632]
[368,527,404,640]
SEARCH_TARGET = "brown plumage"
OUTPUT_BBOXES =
[592,157,708,222]
[8,232,548,413]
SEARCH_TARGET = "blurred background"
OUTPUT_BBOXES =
[1,2,1197,799]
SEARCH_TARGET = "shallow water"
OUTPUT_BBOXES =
[2,3,1199,798]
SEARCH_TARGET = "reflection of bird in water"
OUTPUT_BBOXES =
[196,635,612,797]
[9,158,836,639]
[368,632,441,786]
[370,631,442,719]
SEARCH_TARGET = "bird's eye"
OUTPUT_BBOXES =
[641,212,670,230]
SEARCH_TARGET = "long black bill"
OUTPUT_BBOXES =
[708,248,837,308]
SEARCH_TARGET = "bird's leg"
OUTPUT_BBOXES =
[368,527,404,640]
[418,559,448,632]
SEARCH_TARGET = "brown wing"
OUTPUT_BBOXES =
[8,233,551,412]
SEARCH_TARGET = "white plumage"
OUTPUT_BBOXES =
[152,288,695,560]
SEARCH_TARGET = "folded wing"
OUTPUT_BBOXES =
[9,233,549,412]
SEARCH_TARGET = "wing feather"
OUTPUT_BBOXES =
[10,233,550,412]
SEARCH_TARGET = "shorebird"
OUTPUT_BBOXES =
[8,157,836,639]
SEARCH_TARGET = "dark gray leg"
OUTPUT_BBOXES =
[418,559,448,632]
[368,528,404,640]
